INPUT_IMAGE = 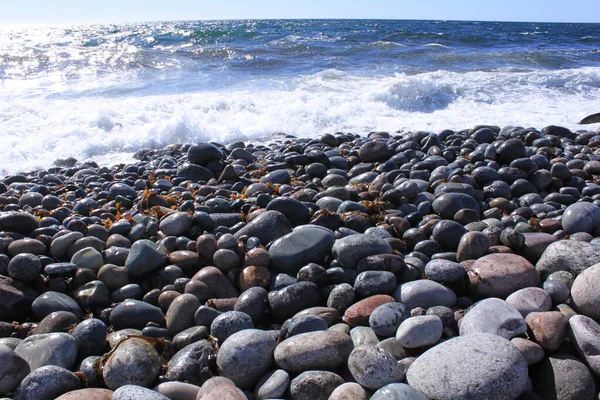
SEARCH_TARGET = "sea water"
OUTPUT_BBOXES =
[1,19,600,175]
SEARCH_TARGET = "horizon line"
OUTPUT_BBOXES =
[1,16,599,27]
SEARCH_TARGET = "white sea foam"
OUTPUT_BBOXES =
[1,67,600,176]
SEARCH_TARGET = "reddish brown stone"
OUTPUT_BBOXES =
[468,253,540,298]
[158,290,180,312]
[539,219,561,234]
[485,245,513,254]
[238,265,271,292]
[56,389,113,400]
[526,311,568,351]
[206,297,238,312]
[168,250,198,270]
[343,294,395,327]
[192,266,238,298]
[8,238,47,256]
[244,248,270,267]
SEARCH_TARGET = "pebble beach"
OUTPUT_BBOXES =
[2,123,600,399]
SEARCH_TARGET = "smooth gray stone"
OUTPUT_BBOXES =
[328,382,369,400]
[369,302,409,337]
[348,345,404,390]
[274,330,353,372]
[406,333,528,400]
[459,298,527,340]
[569,314,600,376]
[432,192,480,220]
[109,182,137,199]
[233,210,293,245]
[165,340,216,386]
[112,385,169,400]
[159,212,193,237]
[290,370,344,400]
[70,247,104,272]
[74,280,110,310]
[173,326,209,351]
[332,234,392,269]
[124,239,168,278]
[32,291,83,320]
[268,225,335,274]
[234,287,268,323]
[34,311,79,334]
[71,318,107,359]
[12,365,80,400]
[7,253,41,282]
[255,369,289,400]
[266,197,311,226]
[571,263,600,320]
[561,202,600,235]
[353,271,396,297]
[350,326,379,347]
[327,283,355,314]
[154,381,200,400]
[50,231,84,260]
[424,259,466,283]
[165,294,201,335]
[110,299,165,330]
[107,329,142,348]
[0,345,30,394]
[396,315,443,348]
[510,337,544,366]
[281,314,327,339]
[268,281,320,322]
[505,287,552,318]
[536,240,600,278]
[210,311,254,343]
[392,280,457,310]
[14,332,78,371]
[371,383,428,400]
[0,212,39,235]
[534,354,596,400]
[103,338,161,390]
[217,329,277,390]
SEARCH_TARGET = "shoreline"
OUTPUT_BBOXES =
[1,123,600,398]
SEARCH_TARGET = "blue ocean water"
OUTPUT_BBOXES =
[1,19,600,174]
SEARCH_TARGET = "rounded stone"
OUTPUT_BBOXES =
[210,311,254,343]
[217,329,277,389]
[165,294,200,335]
[424,259,466,283]
[534,354,596,400]
[0,345,30,394]
[112,385,169,400]
[392,280,457,310]
[7,253,41,282]
[332,234,392,269]
[71,318,108,359]
[459,298,527,340]
[353,270,397,297]
[406,333,528,400]
[124,240,168,278]
[525,311,568,351]
[289,370,344,400]
[432,193,480,220]
[348,345,404,390]
[274,330,353,372]
[561,202,600,235]
[268,226,335,274]
[371,383,428,400]
[568,314,600,376]
[13,365,80,400]
[369,302,409,337]
[510,337,545,366]
[505,287,552,318]
[109,299,164,331]
[456,231,491,262]
[31,291,83,320]
[535,240,600,278]
[468,253,540,298]
[396,315,443,348]
[255,369,289,400]
[103,338,161,390]
[343,294,395,327]
[571,263,600,320]
[165,340,216,386]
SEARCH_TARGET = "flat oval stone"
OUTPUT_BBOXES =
[332,234,392,269]
[468,253,539,298]
[50,231,84,260]
[217,329,277,389]
[103,338,161,390]
[0,212,39,235]
[328,382,369,400]
[31,291,83,320]
[55,388,113,400]
[233,210,293,245]
[432,193,480,220]
[268,281,320,322]
[424,259,466,283]
[274,330,353,372]
[353,270,397,297]
[571,262,600,320]
[268,226,335,274]
[110,299,165,330]
[255,369,289,400]
[392,280,457,310]
[13,365,81,400]
[159,212,193,237]
[369,302,409,337]
[396,315,443,348]
[154,382,200,400]
[406,333,528,400]
[71,318,108,359]
[348,345,404,390]
[459,298,527,340]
